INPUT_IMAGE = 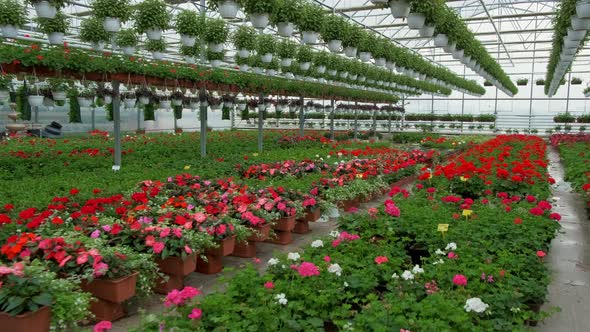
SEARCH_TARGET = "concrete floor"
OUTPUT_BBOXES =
[536,146,590,331]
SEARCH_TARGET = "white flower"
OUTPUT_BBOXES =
[464,297,489,313]
[287,252,300,261]
[275,293,288,305]
[281,264,286,269]
[311,240,324,248]
[315,154,320,158]
[412,265,424,274]
[268,258,279,266]
[329,230,341,238]
[401,270,414,280]
[445,242,457,251]
[432,259,445,265]
[392,273,399,279]
[343,322,354,331]
[435,249,446,255]
[343,282,349,287]
[328,263,342,276]
[326,155,331,159]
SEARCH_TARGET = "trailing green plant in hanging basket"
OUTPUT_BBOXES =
[256,34,276,55]
[296,2,324,32]
[0,0,27,29]
[26,0,67,9]
[270,0,301,25]
[79,16,110,44]
[296,45,314,63]
[320,14,346,42]
[134,0,170,33]
[204,18,229,44]
[242,0,275,15]
[37,11,69,33]
[232,25,257,50]
[357,30,376,53]
[571,77,583,85]
[92,0,133,22]
[277,39,297,59]
[206,50,224,61]
[313,51,332,68]
[180,44,200,57]
[536,79,545,86]
[145,38,166,52]
[483,80,492,86]
[175,9,204,37]
[553,112,575,123]
[516,78,528,86]
[116,29,138,47]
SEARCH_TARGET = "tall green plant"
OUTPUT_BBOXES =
[204,18,229,44]
[67,88,81,123]
[270,0,301,24]
[232,25,257,50]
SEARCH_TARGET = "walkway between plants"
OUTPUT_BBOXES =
[111,177,416,332]
[537,146,590,331]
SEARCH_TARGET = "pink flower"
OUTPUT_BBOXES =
[526,195,536,203]
[368,207,378,218]
[538,201,552,210]
[427,187,436,193]
[184,245,192,254]
[331,239,341,248]
[374,256,389,265]
[536,250,546,258]
[297,262,320,277]
[153,242,165,254]
[188,308,202,320]
[93,262,109,278]
[164,287,201,307]
[93,320,112,332]
[264,281,275,289]
[159,228,171,238]
[90,230,101,238]
[452,274,468,286]
[549,212,561,221]
[447,252,458,259]
[76,254,89,265]
[324,256,331,263]
[384,200,400,217]
[173,228,183,238]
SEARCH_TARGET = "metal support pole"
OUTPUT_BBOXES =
[299,96,305,137]
[528,23,538,131]
[461,66,466,133]
[388,108,392,134]
[372,105,378,138]
[137,107,142,132]
[258,93,264,152]
[34,105,39,124]
[330,98,335,140]
[91,107,95,131]
[354,102,358,140]
[112,80,121,170]
[199,87,207,157]
[566,71,572,114]
[173,115,178,132]
[230,106,235,130]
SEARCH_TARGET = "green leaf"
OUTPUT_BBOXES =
[32,293,53,306]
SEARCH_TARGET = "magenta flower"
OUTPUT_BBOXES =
[374,256,389,265]
[188,308,202,320]
[297,262,320,277]
[264,281,275,289]
[152,242,165,254]
[452,274,468,286]
[93,320,112,332]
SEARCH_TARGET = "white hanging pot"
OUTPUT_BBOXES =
[139,96,150,105]
[77,97,93,108]
[562,47,577,56]
[28,95,44,107]
[359,52,372,62]
[209,43,224,52]
[261,53,273,63]
[571,15,590,30]
[328,69,337,76]
[160,100,171,109]
[224,101,234,108]
[238,103,247,111]
[266,69,277,76]
[433,34,449,47]
[122,46,135,55]
[34,1,57,19]
[238,49,250,58]
[419,25,436,38]
[52,91,67,101]
[47,32,64,45]
[92,41,105,52]
[302,31,319,44]
[374,58,386,67]
[316,65,326,74]
[300,62,311,70]
[339,71,349,79]
[181,35,196,47]
[349,73,358,80]
[358,76,366,82]
[327,40,342,53]
[240,64,250,72]
[124,98,136,108]
[386,61,395,70]
[407,12,426,30]
[152,51,164,60]
[461,55,471,65]
[277,22,294,37]
[469,59,477,68]
[1,25,18,39]
[172,98,183,106]
[250,13,269,29]
[563,38,581,49]
[253,67,264,74]
[577,0,590,19]
[567,28,586,41]
[185,55,196,64]
[389,0,411,19]
[444,42,457,53]
[280,58,293,67]
[103,17,121,33]
[146,28,162,40]
[344,46,357,58]
[211,60,222,67]
[219,0,239,19]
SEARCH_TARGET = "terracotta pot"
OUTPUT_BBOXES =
[272,215,296,231]
[196,254,224,274]
[154,273,184,295]
[0,306,51,332]
[247,223,271,242]
[81,272,138,303]
[231,241,257,258]
[136,129,146,135]
[175,128,183,134]
[156,254,197,277]
[89,298,125,322]
[206,235,236,257]
[265,230,293,245]
[299,208,321,222]
[340,199,359,211]
[293,220,311,234]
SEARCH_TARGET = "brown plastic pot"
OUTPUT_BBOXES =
[205,235,236,257]
[89,298,125,322]
[293,220,311,234]
[299,208,321,222]
[0,306,51,332]
[265,230,293,245]
[81,272,139,303]
[156,253,197,277]
[247,223,271,242]
[154,273,184,295]
[196,254,224,274]
[272,215,296,231]
[231,241,257,258]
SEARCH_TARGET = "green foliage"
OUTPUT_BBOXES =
[296,45,313,63]
[134,0,170,32]
[26,0,67,8]
[270,0,301,24]
[16,84,31,120]
[277,39,297,58]
[175,9,203,37]
[242,0,276,14]
[67,88,81,123]
[320,14,347,42]
[0,0,27,27]
[204,18,229,44]
[92,0,133,22]
[145,38,166,52]
[232,25,257,50]
[79,16,110,43]
[296,2,324,32]
[116,28,138,47]
[256,34,276,55]
[180,44,200,57]
[36,10,70,34]
[143,102,155,121]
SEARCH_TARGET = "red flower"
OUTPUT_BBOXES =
[374,256,389,264]
[36,55,44,61]
[549,212,561,221]
[529,207,544,216]
[70,188,80,196]
[514,217,522,224]
[536,250,546,258]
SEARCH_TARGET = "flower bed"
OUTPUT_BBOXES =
[552,135,590,210]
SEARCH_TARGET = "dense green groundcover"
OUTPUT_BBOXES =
[557,141,590,209]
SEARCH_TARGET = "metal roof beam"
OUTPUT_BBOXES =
[392,28,552,41]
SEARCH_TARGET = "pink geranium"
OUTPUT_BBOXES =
[374,256,388,265]
[164,286,202,307]
[152,242,165,254]
[188,308,202,320]
[297,262,320,277]
[264,281,274,289]
[452,274,467,286]
[93,321,112,332]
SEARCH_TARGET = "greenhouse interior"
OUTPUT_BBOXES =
[0,0,589,331]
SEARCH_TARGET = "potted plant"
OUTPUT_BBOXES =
[516,78,529,86]
[536,79,545,86]
[571,77,583,85]
[389,0,410,18]
[407,1,431,30]
[296,2,324,44]
[136,86,152,105]
[0,0,27,38]
[204,18,228,52]
[208,0,241,19]
[175,9,203,47]
[180,44,200,64]
[296,45,313,70]
[79,16,110,51]
[341,23,362,58]
[146,38,166,60]
[357,31,375,62]
[321,14,346,53]
[483,80,493,86]
[242,0,276,29]
[232,25,257,57]
[77,88,95,108]
[48,78,70,101]
[277,39,297,67]
[256,34,276,63]
[553,112,575,123]
[0,75,13,100]
[206,50,224,68]
[26,84,45,107]
[36,10,70,45]
[313,51,331,74]
[95,84,113,106]
[26,0,67,19]
[116,29,138,55]
[134,0,170,40]
[585,87,590,97]
[92,0,132,33]
[270,0,301,37]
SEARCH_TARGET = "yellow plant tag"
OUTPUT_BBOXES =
[183,165,191,170]
[437,224,449,232]
[460,176,468,182]
[356,174,363,179]
[462,209,473,217]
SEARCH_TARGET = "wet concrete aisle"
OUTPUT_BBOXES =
[537,146,590,331]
